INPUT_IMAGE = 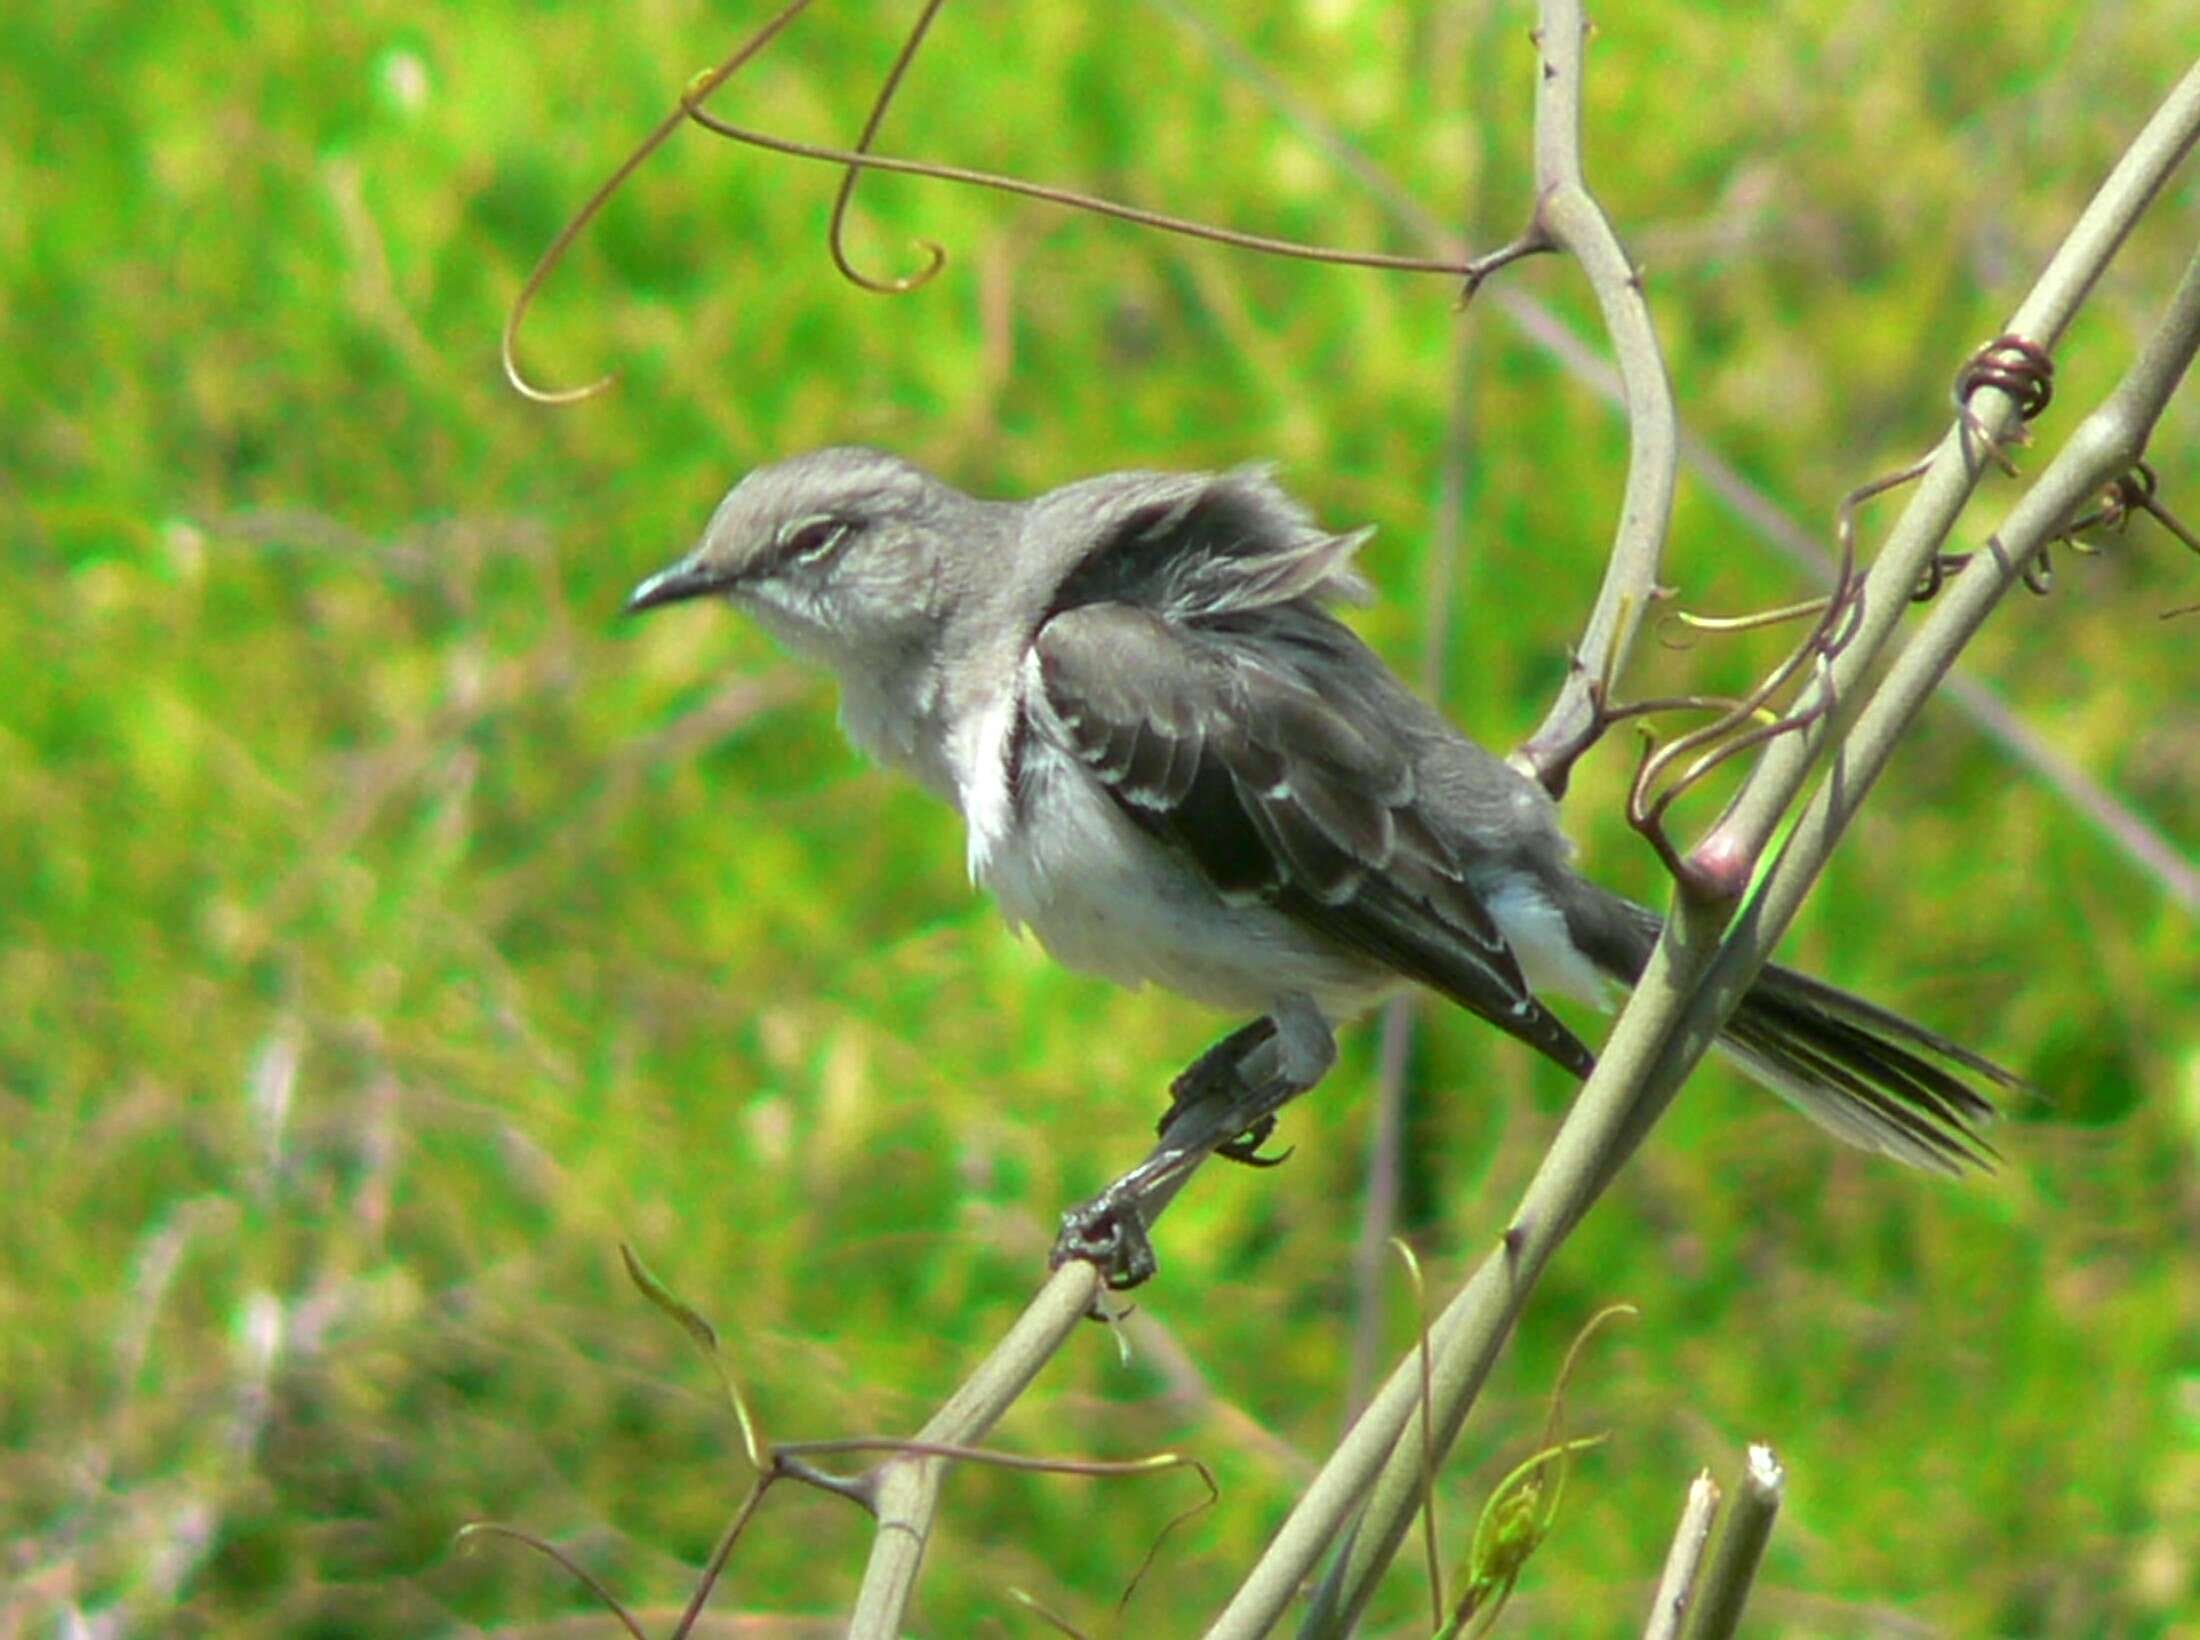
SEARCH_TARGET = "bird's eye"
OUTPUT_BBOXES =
[780,516,851,567]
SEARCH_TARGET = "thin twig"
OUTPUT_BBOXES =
[1350,236,1482,1419]
[1641,1471,1721,1640]
[500,0,818,403]
[669,1481,775,1640]
[454,1523,653,1640]
[825,0,951,293]
[1352,1001,1415,1418]
[845,1260,1100,1638]
[680,101,1482,279]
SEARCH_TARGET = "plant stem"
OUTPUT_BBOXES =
[1642,1470,1722,1640]
[1680,1445,1783,1640]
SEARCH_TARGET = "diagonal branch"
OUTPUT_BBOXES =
[1689,56,2200,900]
[846,1260,1100,1637]
[500,0,818,403]
[1206,55,2200,1640]
[676,98,1478,278]
[1681,240,2200,1121]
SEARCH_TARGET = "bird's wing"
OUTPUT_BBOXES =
[1027,600,1596,1076]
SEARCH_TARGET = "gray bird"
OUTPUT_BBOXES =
[627,446,2014,1287]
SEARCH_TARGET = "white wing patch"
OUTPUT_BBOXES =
[956,681,1024,884]
[1480,873,1611,1006]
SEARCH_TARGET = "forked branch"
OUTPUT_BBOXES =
[1215,58,2200,1640]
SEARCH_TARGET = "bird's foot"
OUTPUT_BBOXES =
[1050,1189,1158,1291]
[1053,1000,1334,1301]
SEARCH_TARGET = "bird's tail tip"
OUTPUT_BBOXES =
[1557,880,2020,1172]
[1722,961,2020,1173]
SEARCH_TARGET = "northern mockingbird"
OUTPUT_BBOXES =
[628,446,2014,1287]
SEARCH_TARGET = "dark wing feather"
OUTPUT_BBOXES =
[1030,601,1596,1076]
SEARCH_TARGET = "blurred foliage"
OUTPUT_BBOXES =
[4,0,2198,1634]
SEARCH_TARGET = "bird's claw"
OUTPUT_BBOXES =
[1215,1115,1292,1168]
[1051,1192,1158,1293]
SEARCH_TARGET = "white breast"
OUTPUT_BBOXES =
[975,729,1390,1020]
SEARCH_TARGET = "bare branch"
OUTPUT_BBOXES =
[825,0,951,294]
[1694,239,2200,1063]
[1507,0,1680,799]
[1293,230,2200,1637]
[1680,1445,1784,1640]
[535,31,2197,1640]
[678,99,1480,279]
[1694,57,2200,892]
[1642,1471,1721,1640]
[1208,58,2200,1640]
[511,0,1491,410]
[845,1260,1100,1638]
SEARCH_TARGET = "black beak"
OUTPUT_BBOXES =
[624,557,726,616]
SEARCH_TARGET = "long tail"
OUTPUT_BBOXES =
[1559,884,2017,1172]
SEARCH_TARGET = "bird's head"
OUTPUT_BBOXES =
[626,447,972,672]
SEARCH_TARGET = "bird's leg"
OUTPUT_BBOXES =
[1052,996,1337,1291]
[1155,1016,1278,1161]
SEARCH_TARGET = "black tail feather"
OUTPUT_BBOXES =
[1562,883,2019,1171]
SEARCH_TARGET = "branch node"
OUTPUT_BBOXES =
[776,1451,880,1515]
[1620,565,1857,891]
[1677,827,1754,908]
[1457,223,1556,307]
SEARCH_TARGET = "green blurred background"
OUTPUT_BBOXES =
[6,1,2197,1633]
